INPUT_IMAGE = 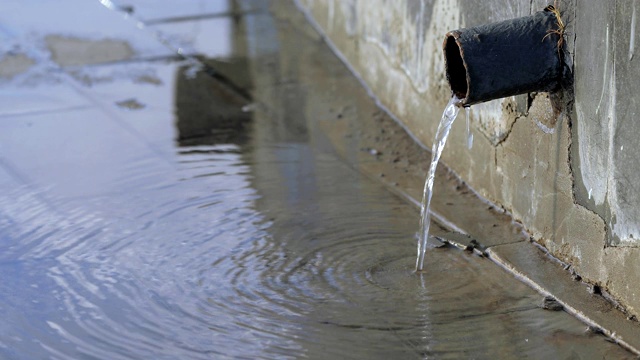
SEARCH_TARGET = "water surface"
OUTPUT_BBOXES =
[0,0,633,359]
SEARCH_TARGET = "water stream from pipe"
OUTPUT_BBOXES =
[465,106,473,149]
[416,95,461,272]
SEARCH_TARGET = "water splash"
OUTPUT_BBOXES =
[465,106,473,149]
[416,95,461,272]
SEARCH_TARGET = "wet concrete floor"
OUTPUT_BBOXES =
[0,0,635,358]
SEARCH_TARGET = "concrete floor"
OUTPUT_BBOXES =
[0,0,639,358]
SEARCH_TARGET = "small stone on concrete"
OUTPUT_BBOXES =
[570,268,582,281]
[587,326,604,335]
[541,296,564,311]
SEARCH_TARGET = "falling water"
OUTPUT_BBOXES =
[416,95,462,271]
[465,106,473,149]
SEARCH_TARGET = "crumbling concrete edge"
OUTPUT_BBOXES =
[486,242,640,355]
[291,0,640,354]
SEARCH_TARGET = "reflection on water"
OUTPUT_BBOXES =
[0,0,634,359]
[174,61,252,146]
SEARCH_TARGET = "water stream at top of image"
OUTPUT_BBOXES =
[416,95,461,272]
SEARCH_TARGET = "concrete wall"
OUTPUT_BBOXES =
[296,0,640,315]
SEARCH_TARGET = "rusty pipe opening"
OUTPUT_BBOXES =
[444,35,468,100]
[443,8,563,106]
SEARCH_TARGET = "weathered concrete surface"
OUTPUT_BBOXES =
[573,1,640,248]
[0,0,637,355]
[296,0,640,318]
[488,242,640,353]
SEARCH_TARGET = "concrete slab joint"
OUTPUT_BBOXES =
[296,0,640,344]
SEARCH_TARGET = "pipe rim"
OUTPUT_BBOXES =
[444,32,469,103]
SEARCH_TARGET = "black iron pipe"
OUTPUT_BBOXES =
[443,7,563,106]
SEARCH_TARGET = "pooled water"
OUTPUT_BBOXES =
[0,1,633,358]
[416,95,461,272]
